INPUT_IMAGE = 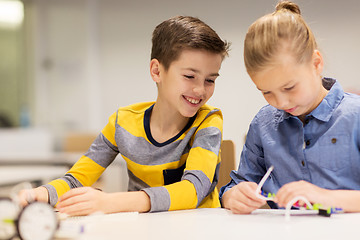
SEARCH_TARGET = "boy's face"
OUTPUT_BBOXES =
[250,50,327,119]
[156,49,222,118]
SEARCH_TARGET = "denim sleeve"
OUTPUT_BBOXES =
[219,117,266,200]
[357,111,360,149]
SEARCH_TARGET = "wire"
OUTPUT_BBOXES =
[285,196,313,221]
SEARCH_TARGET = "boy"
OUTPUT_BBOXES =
[20,15,230,215]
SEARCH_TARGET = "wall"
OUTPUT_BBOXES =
[25,0,360,165]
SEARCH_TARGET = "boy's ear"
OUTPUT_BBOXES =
[312,50,323,75]
[150,59,161,83]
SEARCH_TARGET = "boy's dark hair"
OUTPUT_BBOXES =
[151,16,230,70]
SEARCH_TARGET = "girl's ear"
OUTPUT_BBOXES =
[312,50,324,75]
[150,59,161,83]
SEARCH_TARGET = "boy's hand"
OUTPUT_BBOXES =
[221,182,266,214]
[57,187,108,216]
[274,180,330,208]
[18,186,49,206]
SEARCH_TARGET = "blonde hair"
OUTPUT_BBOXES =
[244,1,317,75]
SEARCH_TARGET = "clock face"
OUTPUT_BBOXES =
[0,198,19,240]
[17,202,58,240]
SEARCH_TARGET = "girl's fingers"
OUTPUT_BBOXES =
[275,181,321,207]
[230,199,257,214]
[227,182,266,213]
[241,182,266,204]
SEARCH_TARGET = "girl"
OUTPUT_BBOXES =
[220,1,360,214]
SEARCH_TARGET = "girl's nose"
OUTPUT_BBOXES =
[275,94,289,109]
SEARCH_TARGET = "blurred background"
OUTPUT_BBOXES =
[1,0,359,194]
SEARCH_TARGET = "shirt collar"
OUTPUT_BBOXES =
[277,77,344,123]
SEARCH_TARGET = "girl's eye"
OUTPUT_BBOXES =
[184,75,194,79]
[284,85,295,91]
[262,91,270,95]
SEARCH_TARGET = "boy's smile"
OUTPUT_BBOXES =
[183,96,201,105]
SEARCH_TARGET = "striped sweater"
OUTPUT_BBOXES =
[44,102,223,212]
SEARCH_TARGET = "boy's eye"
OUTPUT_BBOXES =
[184,75,194,79]
[262,91,270,95]
[206,79,215,84]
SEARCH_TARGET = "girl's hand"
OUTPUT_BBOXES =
[221,182,266,214]
[57,187,108,216]
[274,180,331,208]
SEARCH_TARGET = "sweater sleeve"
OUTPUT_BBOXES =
[143,110,223,212]
[44,112,119,206]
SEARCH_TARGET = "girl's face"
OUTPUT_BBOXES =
[250,50,327,121]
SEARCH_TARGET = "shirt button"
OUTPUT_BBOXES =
[301,160,305,166]
[305,119,309,124]
[331,138,337,144]
[306,140,310,146]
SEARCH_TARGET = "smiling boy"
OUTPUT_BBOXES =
[20,16,230,215]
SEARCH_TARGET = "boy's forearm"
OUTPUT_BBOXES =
[105,191,151,213]
[34,186,49,203]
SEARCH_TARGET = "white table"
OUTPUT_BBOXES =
[57,208,359,240]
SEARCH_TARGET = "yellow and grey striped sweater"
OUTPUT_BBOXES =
[44,102,223,212]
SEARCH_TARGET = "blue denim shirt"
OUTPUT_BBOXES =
[220,78,360,202]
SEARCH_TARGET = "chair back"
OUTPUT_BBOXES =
[217,140,236,190]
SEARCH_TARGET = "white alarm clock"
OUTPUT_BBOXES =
[0,198,58,240]
[0,198,19,240]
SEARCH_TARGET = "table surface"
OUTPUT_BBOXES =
[56,208,359,240]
